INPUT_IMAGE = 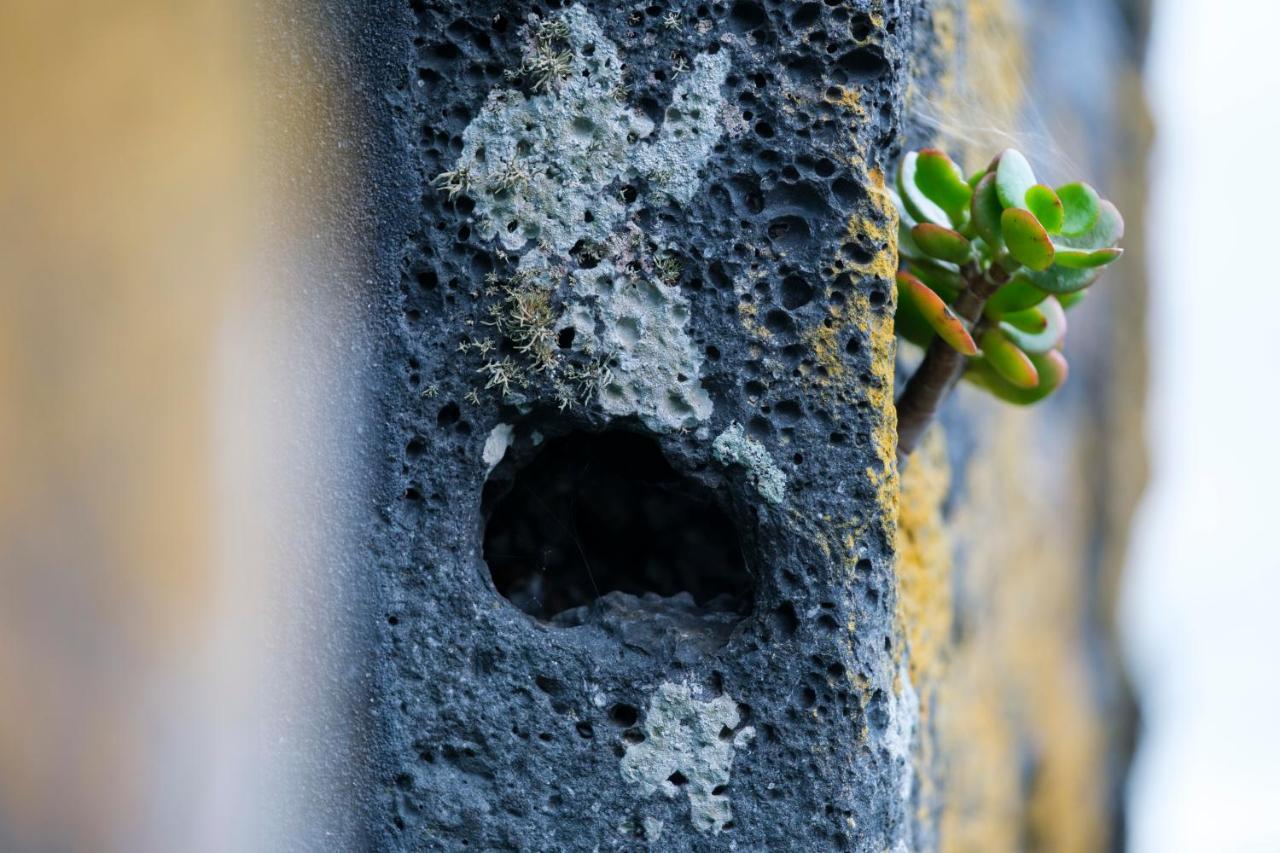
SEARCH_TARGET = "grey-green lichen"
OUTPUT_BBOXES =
[886,663,918,804]
[619,682,754,834]
[455,7,645,254]
[482,423,514,473]
[712,422,786,504]
[442,5,731,432]
[632,52,734,205]
[569,247,712,428]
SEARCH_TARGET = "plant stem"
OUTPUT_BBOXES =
[894,264,1009,463]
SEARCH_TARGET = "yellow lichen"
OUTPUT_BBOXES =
[833,85,867,120]
[894,429,952,707]
[736,299,771,341]
[892,429,953,832]
[854,169,901,538]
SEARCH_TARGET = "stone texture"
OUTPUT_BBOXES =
[377,0,916,849]
[289,0,1146,849]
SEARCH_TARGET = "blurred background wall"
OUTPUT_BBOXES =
[1123,0,1280,850]
[896,0,1149,847]
[0,2,387,849]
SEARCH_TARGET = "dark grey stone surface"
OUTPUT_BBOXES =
[359,1,922,850]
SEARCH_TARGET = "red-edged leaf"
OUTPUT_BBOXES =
[979,328,1039,389]
[911,222,972,264]
[1026,184,1065,233]
[1001,207,1055,271]
[897,271,978,356]
[894,273,938,348]
[905,258,963,301]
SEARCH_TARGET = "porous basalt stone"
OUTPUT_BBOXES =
[375,0,918,849]
[278,0,1144,848]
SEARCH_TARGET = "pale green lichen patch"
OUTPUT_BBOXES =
[572,254,712,429]
[619,682,754,834]
[712,422,786,504]
[482,422,515,473]
[452,5,730,252]
[633,51,733,205]
[454,7,647,253]
[444,5,731,432]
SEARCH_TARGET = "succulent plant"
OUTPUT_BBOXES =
[891,147,1124,461]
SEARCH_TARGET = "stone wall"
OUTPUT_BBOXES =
[322,0,1149,849]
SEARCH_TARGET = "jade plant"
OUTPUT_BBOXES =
[891,147,1124,461]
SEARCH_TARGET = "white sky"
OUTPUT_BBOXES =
[1123,0,1280,850]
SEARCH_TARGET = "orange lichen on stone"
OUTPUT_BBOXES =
[862,307,898,541]
[833,84,867,120]
[809,314,847,385]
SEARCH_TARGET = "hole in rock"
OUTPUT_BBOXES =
[483,431,752,622]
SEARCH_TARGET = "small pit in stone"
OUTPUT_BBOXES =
[482,431,753,634]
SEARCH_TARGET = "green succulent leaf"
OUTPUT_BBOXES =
[978,328,1040,389]
[914,149,973,227]
[1055,199,1124,252]
[911,223,972,264]
[1001,208,1055,270]
[985,277,1050,316]
[1025,184,1065,233]
[892,147,1120,417]
[1056,182,1101,236]
[894,274,939,348]
[897,151,951,227]
[1052,247,1123,269]
[897,200,925,260]
[965,349,1069,404]
[1057,290,1087,310]
[998,295,1066,355]
[971,172,1004,249]
[995,148,1037,210]
[898,271,978,356]
[904,258,964,301]
[1000,306,1049,334]
[1015,264,1101,295]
